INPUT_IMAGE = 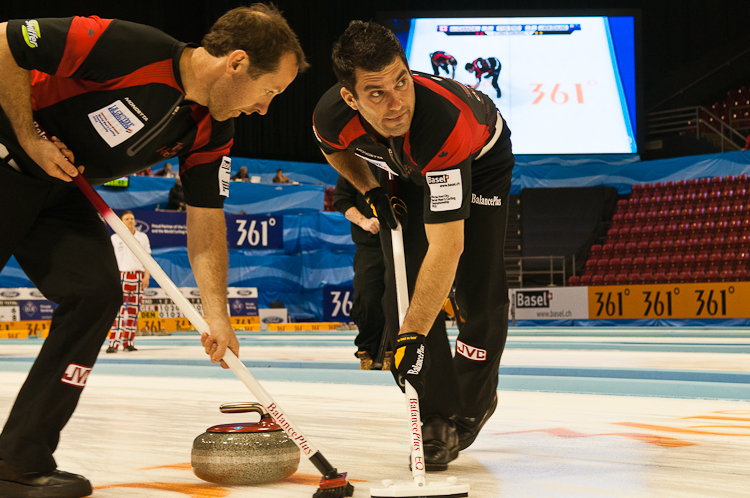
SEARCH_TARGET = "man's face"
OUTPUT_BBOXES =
[207,52,299,121]
[121,213,136,233]
[341,57,415,138]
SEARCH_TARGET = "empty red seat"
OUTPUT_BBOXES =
[734,268,748,281]
[603,274,616,285]
[580,274,592,285]
[679,268,692,281]
[568,275,581,286]
[591,274,604,285]
[590,244,602,254]
[706,266,720,281]
[608,256,621,268]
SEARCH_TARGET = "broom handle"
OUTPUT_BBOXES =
[70,174,340,473]
[391,223,427,487]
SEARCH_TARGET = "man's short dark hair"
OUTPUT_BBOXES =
[202,3,309,79]
[465,63,474,71]
[120,210,134,220]
[332,21,409,96]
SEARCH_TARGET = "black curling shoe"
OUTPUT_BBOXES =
[421,415,459,471]
[0,461,92,498]
[452,391,499,451]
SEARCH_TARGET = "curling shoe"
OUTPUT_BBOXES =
[452,391,499,451]
[421,415,459,471]
[355,351,373,370]
[123,345,138,352]
[0,461,92,498]
[105,346,117,354]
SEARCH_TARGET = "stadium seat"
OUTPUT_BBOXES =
[734,268,748,281]
[590,244,602,254]
[615,273,628,284]
[603,274,616,285]
[580,274,592,286]
[568,275,581,286]
[591,274,604,285]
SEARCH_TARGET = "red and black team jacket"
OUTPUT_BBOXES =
[313,72,508,223]
[2,16,234,208]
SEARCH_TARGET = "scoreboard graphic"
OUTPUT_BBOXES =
[392,15,637,154]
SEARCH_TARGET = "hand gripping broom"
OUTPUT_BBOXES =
[72,174,353,498]
[369,221,469,498]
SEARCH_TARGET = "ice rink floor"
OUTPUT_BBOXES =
[1,327,749,498]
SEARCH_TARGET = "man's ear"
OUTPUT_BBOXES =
[340,86,358,111]
[226,50,249,74]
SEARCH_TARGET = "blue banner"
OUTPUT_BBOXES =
[323,285,354,322]
[114,210,284,250]
[226,214,283,250]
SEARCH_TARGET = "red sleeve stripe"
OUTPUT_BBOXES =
[31,59,181,111]
[312,111,345,150]
[181,141,233,173]
[413,75,491,160]
[189,105,212,152]
[56,16,113,78]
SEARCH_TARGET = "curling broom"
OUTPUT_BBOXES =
[369,222,469,498]
[72,173,353,498]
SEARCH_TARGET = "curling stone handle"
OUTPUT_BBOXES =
[220,402,269,416]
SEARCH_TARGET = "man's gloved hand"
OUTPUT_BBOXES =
[364,187,398,230]
[391,333,430,398]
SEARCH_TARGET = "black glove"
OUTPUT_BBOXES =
[364,187,398,230]
[391,333,430,398]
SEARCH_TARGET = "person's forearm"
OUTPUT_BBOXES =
[401,220,464,336]
[344,206,368,228]
[0,23,38,148]
[186,206,229,323]
[324,150,379,195]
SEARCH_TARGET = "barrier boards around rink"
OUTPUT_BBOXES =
[511,282,750,320]
[0,287,260,336]
[587,281,749,320]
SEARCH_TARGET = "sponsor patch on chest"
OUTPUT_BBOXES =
[88,100,145,148]
[426,169,463,211]
[219,156,231,197]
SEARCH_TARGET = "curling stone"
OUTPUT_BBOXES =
[191,402,300,485]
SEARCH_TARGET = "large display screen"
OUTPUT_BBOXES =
[382,14,638,154]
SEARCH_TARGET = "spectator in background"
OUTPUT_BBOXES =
[272,168,291,183]
[135,167,153,177]
[333,174,391,371]
[168,177,186,211]
[107,211,150,353]
[154,162,178,178]
[232,165,250,181]
[742,134,750,151]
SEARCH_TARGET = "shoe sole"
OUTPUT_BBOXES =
[0,479,92,498]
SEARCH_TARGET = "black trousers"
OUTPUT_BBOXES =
[380,136,513,422]
[350,244,386,359]
[0,165,122,473]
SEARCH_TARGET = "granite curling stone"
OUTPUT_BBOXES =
[192,402,300,485]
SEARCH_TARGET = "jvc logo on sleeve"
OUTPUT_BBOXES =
[516,291,552,308]
[61,364,92,388]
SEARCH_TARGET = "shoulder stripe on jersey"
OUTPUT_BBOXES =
[189,105,212,152]
[339,115,367,148]
[56,17,113,78]
[181,141,233,174]
[412,75,491,173]
[423,116,472,173]
[31,59,181,111]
